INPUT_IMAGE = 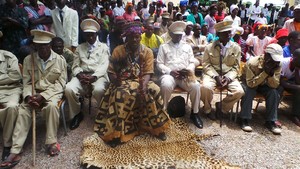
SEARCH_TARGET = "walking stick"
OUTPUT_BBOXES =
[219,44,223,128]
[31,53,36,166]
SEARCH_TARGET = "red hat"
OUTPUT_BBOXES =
[275,28,289,39]
[252,22,262,31]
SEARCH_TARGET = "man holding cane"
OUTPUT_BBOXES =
[0,29,67,168]
[65,19,110,130]
[201,20,244,121]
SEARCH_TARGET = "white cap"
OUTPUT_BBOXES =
[169,21,186,34]
[30,29,55,44]
[80,19,100,33]
[265,43,283,62]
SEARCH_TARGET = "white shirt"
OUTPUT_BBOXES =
[250,5,261,20]
[254,17,268,24]
[112,6,125,17]
[281,57,294,80]
[224,15,241,27]
[157,40,195,74]
[246,36,272,56]
[240,9,246,19]
[38,54,53,71]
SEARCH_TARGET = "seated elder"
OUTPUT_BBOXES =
[94,21,170,148]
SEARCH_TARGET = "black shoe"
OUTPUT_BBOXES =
[241,119,253,132]
[2,147,11,161]
[69,112,84,130]
[156,132,167,141]
[190,113,203,129]
[206,112,217,121]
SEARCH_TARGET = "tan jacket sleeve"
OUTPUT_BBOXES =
[0,52,22,85]
[245,63,269,88]
[72,48,83,76]
[266,67,281,88]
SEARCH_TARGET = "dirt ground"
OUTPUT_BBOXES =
[0,93,300,169]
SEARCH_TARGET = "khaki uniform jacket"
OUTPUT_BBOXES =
[0,50,22,102]
[203,40,241,80]
[186,35,207,56]
[23,50,67,101]
[243,55,281,88]
[72,41,110,81]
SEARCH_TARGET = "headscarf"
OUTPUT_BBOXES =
[230,4,238,13]
[123,21,143,36]
[125,2,133,12]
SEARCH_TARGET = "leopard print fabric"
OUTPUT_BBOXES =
[81,118,240,169]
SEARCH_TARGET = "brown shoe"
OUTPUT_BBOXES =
[291,116,300,127]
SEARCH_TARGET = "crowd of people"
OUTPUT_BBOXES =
[0,0,300,168]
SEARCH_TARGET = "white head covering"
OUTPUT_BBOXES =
[230,4,239,14]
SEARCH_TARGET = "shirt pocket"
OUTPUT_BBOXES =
[225,53,238,66]
[208,52,220,65]
[47,68,61,83]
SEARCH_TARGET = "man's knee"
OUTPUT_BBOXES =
[189,81,201,92]
[160,75,175,89]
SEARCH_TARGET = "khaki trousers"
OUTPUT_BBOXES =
[10,100,59,154]
[65,77,107,120]
[160,75,201,113]
[201,75,244,113]
[0,94,20,147]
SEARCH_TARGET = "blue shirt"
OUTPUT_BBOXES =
[283,45,291,58]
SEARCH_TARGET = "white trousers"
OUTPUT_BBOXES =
[160,75,201,114]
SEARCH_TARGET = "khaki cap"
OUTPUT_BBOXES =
[80,19,100,33]
[162,12,170,19]
[214,20,233,32]
[30,29,55,44]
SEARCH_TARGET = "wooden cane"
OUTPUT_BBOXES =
[31,53,36,166]
[219,47,223,128]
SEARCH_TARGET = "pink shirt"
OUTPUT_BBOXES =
[123,12,137,21]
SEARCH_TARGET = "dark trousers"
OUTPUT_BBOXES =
[240,84,280,121]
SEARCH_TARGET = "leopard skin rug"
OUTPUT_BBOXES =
[80,118,240,169]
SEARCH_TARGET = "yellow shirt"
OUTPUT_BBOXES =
[140,33,164,49]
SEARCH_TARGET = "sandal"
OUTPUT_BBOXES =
[47,143,61,156]
[0,154,21,169]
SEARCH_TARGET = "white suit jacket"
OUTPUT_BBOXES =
[51,6,79,48]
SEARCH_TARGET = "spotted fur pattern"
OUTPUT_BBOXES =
[81,118,240,169]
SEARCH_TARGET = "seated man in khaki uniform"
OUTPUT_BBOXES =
[0,31,22,161]
[201,20,244,120]
[65,19,110,130]
[1,29,67,168]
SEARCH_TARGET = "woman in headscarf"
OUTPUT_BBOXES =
[94,21,170,148]
[123,2,137,21]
